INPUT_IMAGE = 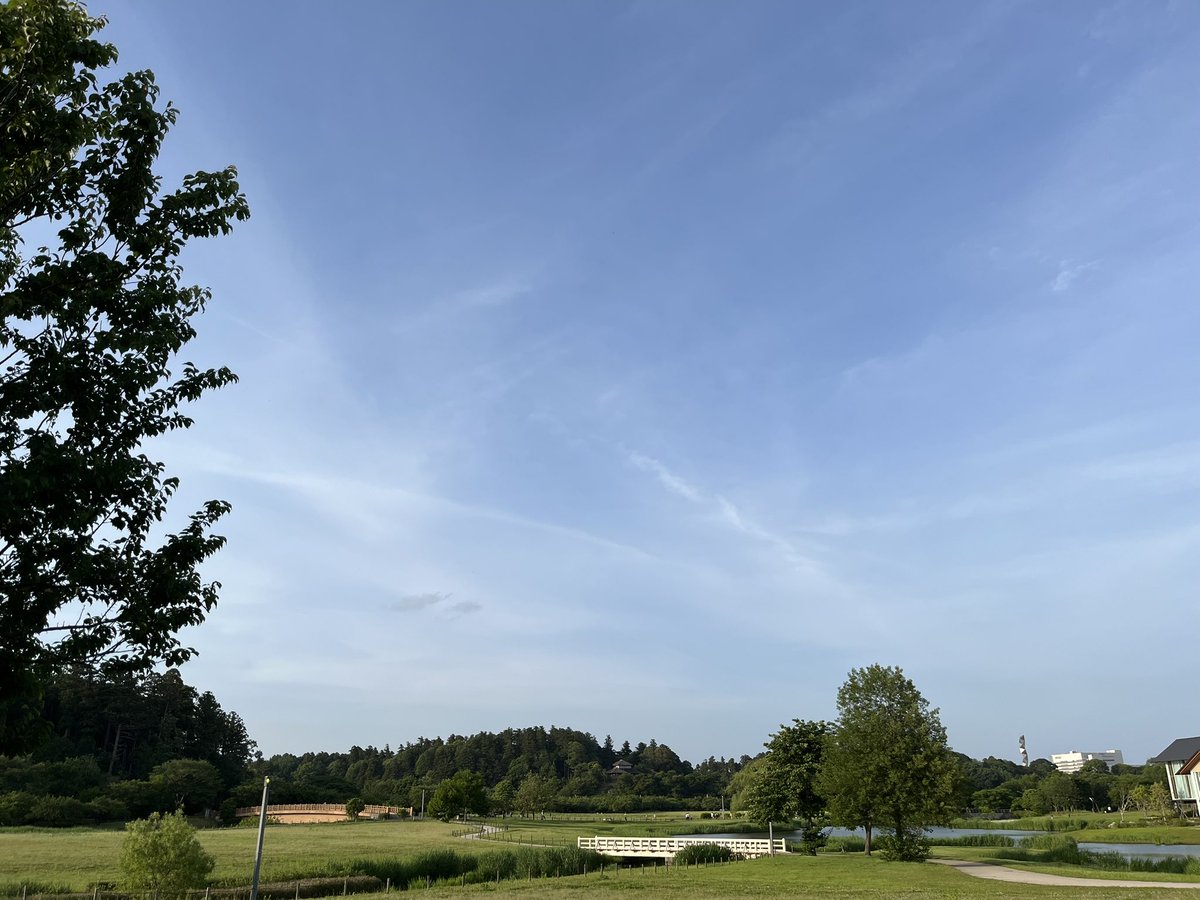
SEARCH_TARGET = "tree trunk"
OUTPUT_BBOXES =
[864,820,872,855]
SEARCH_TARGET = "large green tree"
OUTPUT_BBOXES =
[513,773,557,818]
[743,719,829,854]
[427,769,487,821]
[819,665,959,861]
[0,0,248,751]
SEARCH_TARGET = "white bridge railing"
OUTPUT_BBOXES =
[578,836,787,859]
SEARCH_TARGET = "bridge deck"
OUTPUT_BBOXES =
[234,803,411,822]
[578,836,787,859]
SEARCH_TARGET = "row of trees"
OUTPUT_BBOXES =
[729,665,1169,861]
[247,726,743,814]
[732,665,958,860]
[0,656,1171,834]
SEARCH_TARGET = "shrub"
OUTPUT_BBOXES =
[674,844,738,864]
[27,794,92,827]
[0,791,35,826]
[87,795,130,823]
[120,811,215,899]
[876,827,930,862]
[794,823,828,855]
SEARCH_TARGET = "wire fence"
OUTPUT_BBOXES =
[3,857,738,900]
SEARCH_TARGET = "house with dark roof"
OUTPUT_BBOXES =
[1148,736,1200,813]
[608,759,633,778]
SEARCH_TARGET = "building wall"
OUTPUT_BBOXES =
[1050,749,1124,774]
[1164,761,1200,808]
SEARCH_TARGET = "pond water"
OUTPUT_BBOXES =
[1077,842,1200,860]
[681,828,1200,861]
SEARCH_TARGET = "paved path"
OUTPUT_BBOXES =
[934,858,1200,889]
[459,824,505,840]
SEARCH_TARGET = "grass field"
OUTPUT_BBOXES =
[0,819,476,891]
[4,816,1200,899]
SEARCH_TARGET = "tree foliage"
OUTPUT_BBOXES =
[819,665,958,860]
[427,769,487,820]
[514,773,557,818]
[0,0,248,752]
[742,719,829,854]
[149,758,221,814]
[119,810,214,898]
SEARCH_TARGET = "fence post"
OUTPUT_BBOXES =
[342,877,347,896]
[384,878,390,894]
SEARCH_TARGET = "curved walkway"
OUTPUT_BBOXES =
[460,824,505,840]
[934,858,1200,889]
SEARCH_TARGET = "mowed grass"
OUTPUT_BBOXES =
[5,816,1200,899]
[363,854,1198,898]
[0,819,474,890]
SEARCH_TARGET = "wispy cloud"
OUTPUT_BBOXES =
[1051,259,1099,292]
[392,592,452,612]
[447,600,483,617]
[1082,442,1200,491]
[625,450,704,502]
[624,449,827,577]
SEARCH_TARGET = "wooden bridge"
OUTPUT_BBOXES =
[234,803,412,823]
[577,836,787,859]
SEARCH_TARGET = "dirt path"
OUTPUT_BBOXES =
[934,858,1200,889]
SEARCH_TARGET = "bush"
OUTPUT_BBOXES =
[0,791,35,826]
[27,794,92,827]
[794,823,828,855]
[674,844,739,864]
[120,811,215,899]
[876,827,930,862]
[87,795,130,823]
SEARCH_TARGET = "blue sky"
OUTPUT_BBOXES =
[92,0,1200,766]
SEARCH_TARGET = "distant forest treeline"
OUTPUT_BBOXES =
[0,667,1168,826]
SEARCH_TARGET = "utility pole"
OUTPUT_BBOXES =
[250,777,270,900]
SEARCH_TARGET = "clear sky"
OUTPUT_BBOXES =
[92,0,1200,767]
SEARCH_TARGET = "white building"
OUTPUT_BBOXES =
[1050,749,1124,774]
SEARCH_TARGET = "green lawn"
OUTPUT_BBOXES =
[370,854,1197,898]
[0,819,474,891]
[4,817,1200,899]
